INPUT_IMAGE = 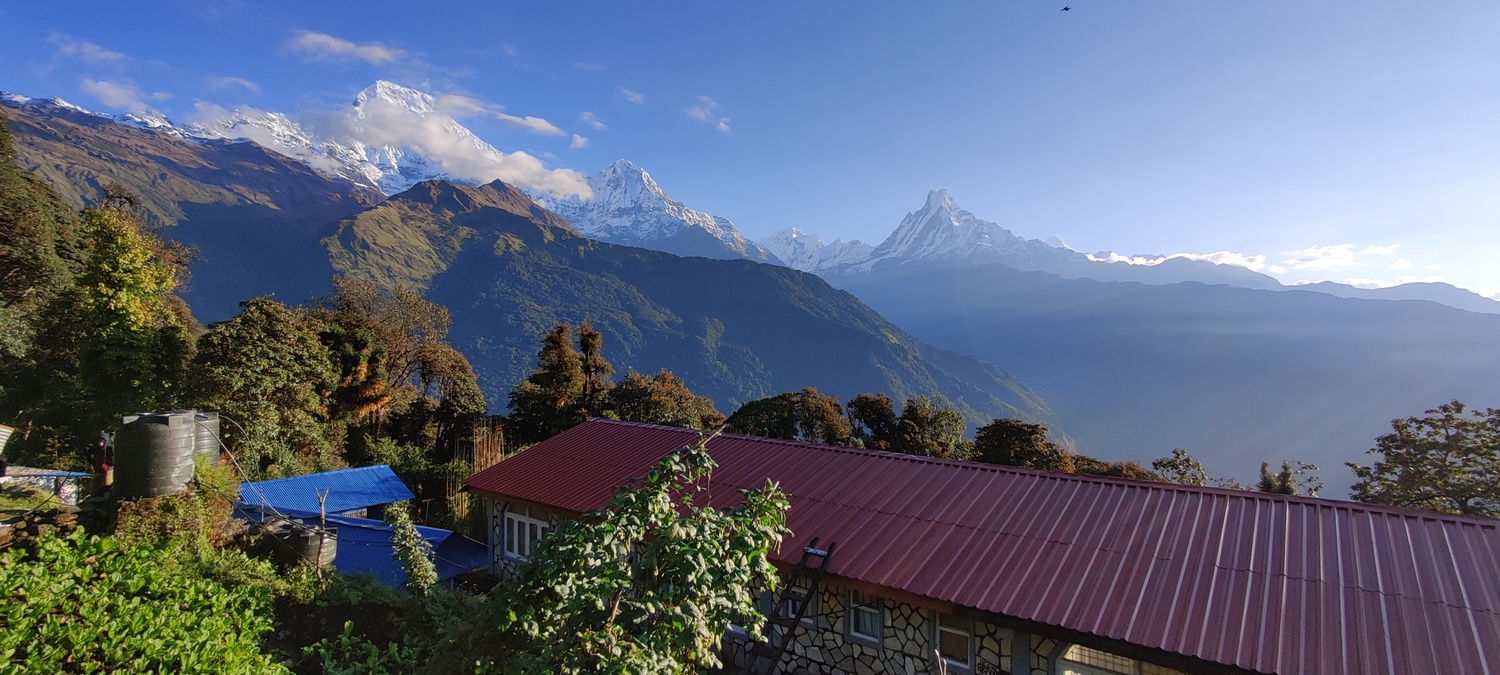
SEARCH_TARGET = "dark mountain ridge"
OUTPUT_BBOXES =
[834,260,1500,479]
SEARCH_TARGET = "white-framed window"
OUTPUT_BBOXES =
[504,510,550,560]
[1060,644,1181,675]
[846,590,884,645]
[780,576,818,627]
[935,612,974,672]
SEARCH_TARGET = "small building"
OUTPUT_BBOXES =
[465,419,1500,675]
[239,464,414,519]
[238,465,486,586]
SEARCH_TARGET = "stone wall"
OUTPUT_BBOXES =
[724,580,1025,675]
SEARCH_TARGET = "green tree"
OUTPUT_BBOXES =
[0,189,193,468]
[506,323,587,445]
[1071,456,1162,481]
[577,321,614,418]
[893,396,972,459]
[607,369,725,430]
[1349,400,1498,517]
[1258,461,1298,495]
[973,418,1073,472]
[445,442,790,674]
[725,388,851,445]
[189,297,341,478]
[1152,448,1207,486]
[846,392,899,451]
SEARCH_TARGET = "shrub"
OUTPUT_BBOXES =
[0,530,283,673]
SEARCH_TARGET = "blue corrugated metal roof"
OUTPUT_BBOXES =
[239,465,413,515]
[234,505,487,585]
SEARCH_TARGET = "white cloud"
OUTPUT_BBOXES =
[47,32,126,64]
[206,76,261,94]
[1268,264,1287,274]
[317,94,591,198]
[1085,250,1267,271]
[686,95,731,132]
[285,30,406,66]
[1427,264,1442,271]
[1388,258,1413,270]
[496,112,564,135]
[569,134,589,150]
[1280,244,1360,271]
[79,78,170,112]
[434,94,564,136]
[1360,244,1400,256]
[579,112,607,130]
[619,88,645,104]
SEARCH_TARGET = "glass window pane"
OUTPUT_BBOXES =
[939,630,970,664]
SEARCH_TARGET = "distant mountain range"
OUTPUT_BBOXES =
[0,96,1060,435]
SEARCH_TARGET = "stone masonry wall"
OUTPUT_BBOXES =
[724,581,1023,675]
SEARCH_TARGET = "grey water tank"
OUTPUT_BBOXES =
[114,412,196,499]
[191,411,221,466]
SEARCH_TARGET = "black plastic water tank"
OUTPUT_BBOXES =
[191,411,221,467]
[114,412,196,498]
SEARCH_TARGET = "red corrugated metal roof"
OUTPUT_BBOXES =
[466,419,1500,675]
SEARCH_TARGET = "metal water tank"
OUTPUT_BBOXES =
[114,412,196,498]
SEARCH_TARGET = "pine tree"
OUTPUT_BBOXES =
[507,324,587,445]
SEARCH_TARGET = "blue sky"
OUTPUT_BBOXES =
[2,1,1498,297]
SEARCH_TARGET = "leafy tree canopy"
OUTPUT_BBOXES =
[189,297,342,478]
[973,418,1072,472]
[607,369,725,430]
[1349,400,1498,517]
[725,387,850,445]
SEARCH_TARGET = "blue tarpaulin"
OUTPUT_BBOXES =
[238,465,413,515]
[235,504,487,585]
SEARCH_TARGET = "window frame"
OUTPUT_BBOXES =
[935,612,975,673]
[780,576,819,628]
[503,510,551,561]
[845,589,884,646]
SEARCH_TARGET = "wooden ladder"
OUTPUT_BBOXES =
[738,538,837,675]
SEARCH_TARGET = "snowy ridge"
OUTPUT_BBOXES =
[770,189,1082,275]
[535,160,778,262]
[758,228,874,272]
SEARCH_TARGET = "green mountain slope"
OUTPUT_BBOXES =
[1,101,382,320]
[326,180,1060,428]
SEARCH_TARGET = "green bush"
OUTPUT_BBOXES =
[0,530,285,673]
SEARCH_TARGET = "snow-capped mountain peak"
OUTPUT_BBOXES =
[353,80,436,115]
[536,160,780,263]
[757,227,874,273]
